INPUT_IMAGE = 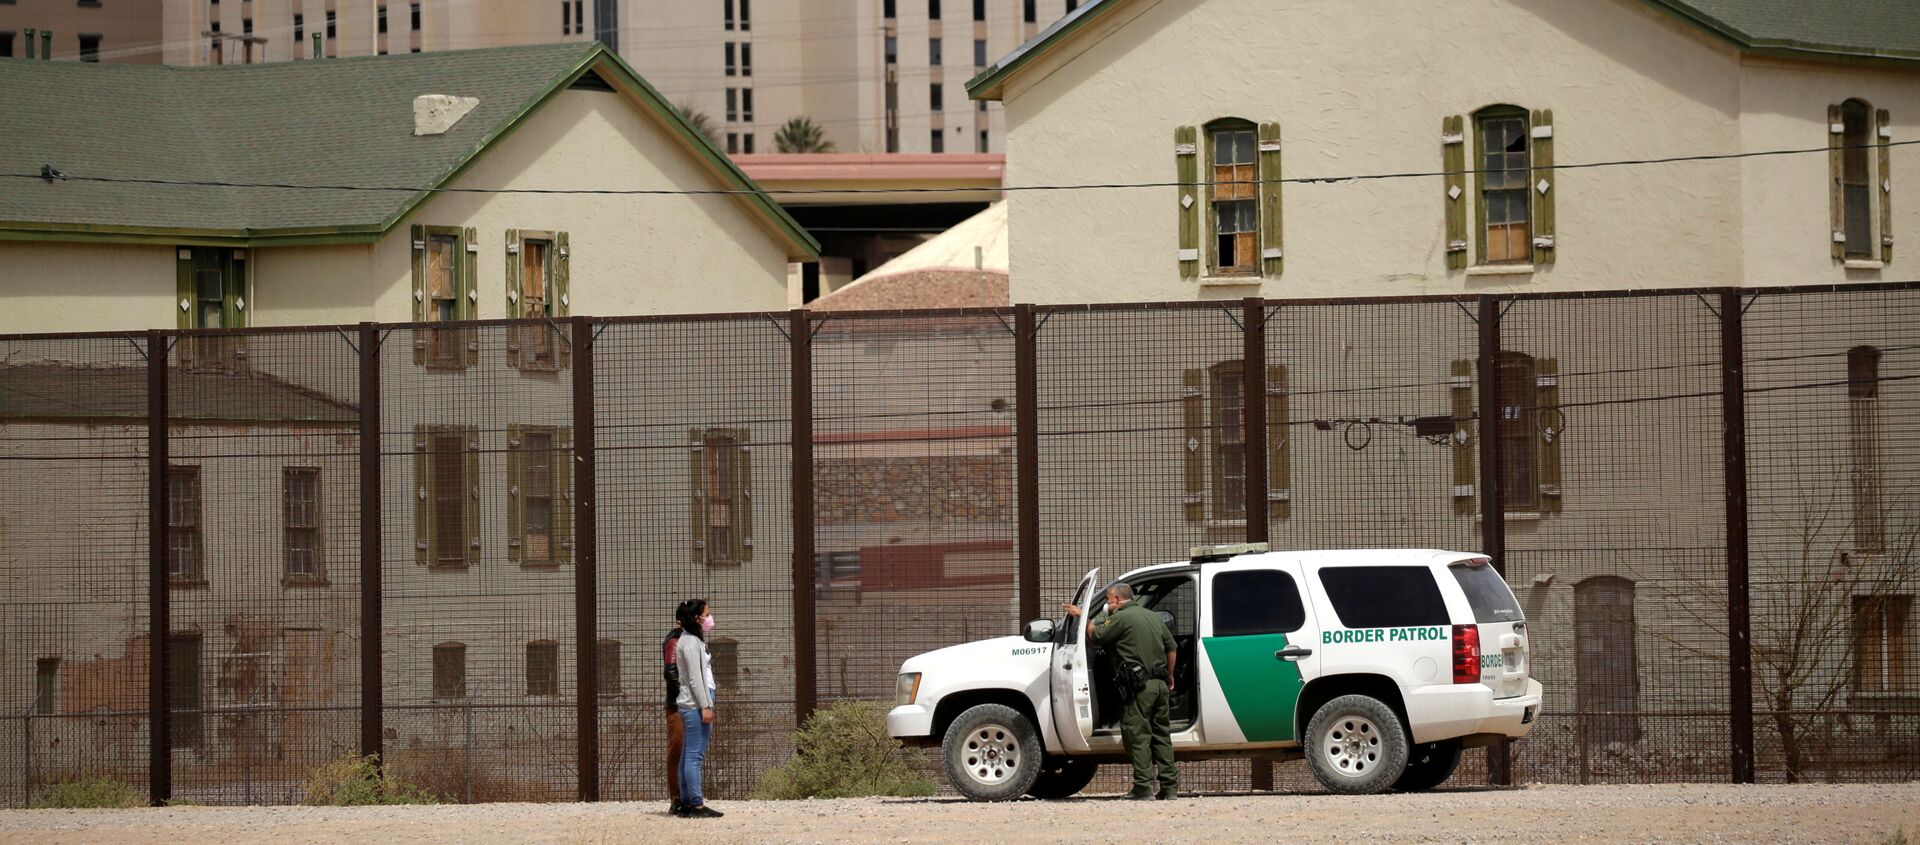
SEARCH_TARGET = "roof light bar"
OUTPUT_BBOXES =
[1189,542,1269,562]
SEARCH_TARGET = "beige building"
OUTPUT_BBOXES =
[0,0,162,62]
[971,0,1920,303]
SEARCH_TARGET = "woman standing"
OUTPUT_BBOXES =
[674,599,724,818]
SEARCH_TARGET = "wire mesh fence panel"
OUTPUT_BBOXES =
[593,316,795,803]
[1501,294,1729,784]
[1744,287,1920,784]
[1033,304,1251,795]
[812,312,1018,708]
[163,328,363,804]
[379,321,576,803]
[0,334,152,807]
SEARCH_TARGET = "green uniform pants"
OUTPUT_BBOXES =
[1120,678,1177,792]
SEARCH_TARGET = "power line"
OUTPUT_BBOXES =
[7,140,1913,197]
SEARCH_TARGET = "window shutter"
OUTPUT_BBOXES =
[414,426,433,565]
[506,424,525,562]
[1878,109,1894,263]
[1266,364,1291,519]
[1450,359,1476,515]
[735,440,753,562]
[465,429,482,565]
[1471,116,1489,265]
[553,427,573,562]
[1537,358,1563,514]
[174,248,197,368]
[223,250,247,330]
[1829,103,1847,260]
[1531,109,1555,265]
[689,430,708,564]
[1258,122,1283,277]
[505,229,522,370]
[1182,369,1205,521]
[555,231,573,369]
[1443,116,1468,270]
[461,227,480,367]
[411,225,428,366]
[1176,125,1200,278]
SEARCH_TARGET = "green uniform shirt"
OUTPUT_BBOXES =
[1091,600,1176,674]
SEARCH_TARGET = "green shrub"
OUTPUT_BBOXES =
[753,700,936,800]
[29,775,145,809]
[301,754,440,806]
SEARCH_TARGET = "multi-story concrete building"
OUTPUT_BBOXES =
[0,0,163,63]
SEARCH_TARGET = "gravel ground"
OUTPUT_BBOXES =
[2,783,1916,845]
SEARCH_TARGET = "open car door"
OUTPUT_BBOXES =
[1049,568,1098,754]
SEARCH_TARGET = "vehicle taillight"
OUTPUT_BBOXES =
[1452,624,1480,684]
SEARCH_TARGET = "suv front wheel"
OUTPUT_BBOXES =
[1304,694,1410,795]
[942,703,1042,801]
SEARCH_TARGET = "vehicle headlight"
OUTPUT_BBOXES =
[896,672,922,706]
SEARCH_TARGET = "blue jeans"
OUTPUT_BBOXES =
[677,706,713,807]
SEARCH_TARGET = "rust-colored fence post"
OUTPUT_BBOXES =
[146,329,171,806]
[1015,304,1040,627]
[358,323,384,765]
[572,317,600,801]
[1242,298,1274,792]
[1719,289,1756,784]
[1475,296,1513,787]
[791,309,818,726]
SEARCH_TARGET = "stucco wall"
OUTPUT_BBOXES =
[0,242,177,333]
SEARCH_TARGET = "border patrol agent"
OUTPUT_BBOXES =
[1066,582,1179,800]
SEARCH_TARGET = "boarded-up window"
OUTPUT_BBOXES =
[597,639,622,696]
[433,642,467,699]
[1495,352,1539,512]
[168,634,204,749]
[167,466,203,582]
[1849,345,1884,552]
[1575,577,1639,745]
[1854,595,1912,694]
[34,658,58,716]
[427,233,462,365]
[1841,100,1874,259]
[525,640,558,696]
[1209,123,1258,275]
[284,468,322,579]
[1476,108,1532,264]
[508,425,571,566]
[709,637,739,690]
[412,225,476,369]
[1210,362,1246,519]
[433,434,468,565]
[692,429,753,565]
[525,432,554,561]
[505,230,570,371]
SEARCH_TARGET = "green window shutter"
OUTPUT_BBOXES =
[1450,359,1476,515]
[174,248,194,371]
[1829,104,1846,260]
[689,429,708,564]
[505,229,522,370]
[1531,109,1555,265]
[414,426,433,566]
[1878,109,1894,263]
[1443,116,1467,270]
[555,231,574,370]
[1536,358,1563,514]
[506,424,526,563]
[410,225,428,365]
[461,227,479,367]
[223,250,247,329]
[735,438,753,562]
[1266,364,1290,520]
[1176,125,1200,278]
[1181,368,1205,522]
[553,427,573,564]
[1258,122,1284,277]
[1471,116,1489,266]
[464,428,481,566]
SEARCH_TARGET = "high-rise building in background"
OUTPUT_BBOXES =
[0,1,1084,154]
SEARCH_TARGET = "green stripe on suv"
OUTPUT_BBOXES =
[1202,634,1306,742]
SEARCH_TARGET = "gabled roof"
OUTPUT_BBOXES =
[0,363,358,425]
[0,43,818,257]
[967,0,1920,100]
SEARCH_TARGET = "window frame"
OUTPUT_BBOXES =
[1853,594,1913,695]
[415,425,480,570]
[282,466,325,584]
[78,33,101,62]
[411,225,476,371]
[34,657,58,716]
[1494,350,1541,513]
[1473,105,1533,266]
[433,641,468,699]
[167,633,205,749]
[506,229,569,372]
[167,465,204,585]
[693,428,753,566]
[1205,119,1260,277]
[509,424,573,567]
[525,640,560,697]
[1848,345,1884,551]
[1208,359,1246,520]
[1839,99,1875,260]
[1574,576,1641,744]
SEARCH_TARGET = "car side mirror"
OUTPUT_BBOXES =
[1023,619,1055,643]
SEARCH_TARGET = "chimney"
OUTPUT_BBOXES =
[41,30,52,60]
[313,33,321,58]
[23,28,34,60]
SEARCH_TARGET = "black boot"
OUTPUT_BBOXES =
[1156,786,1178,801]
[1126,786,1155,800]
[669,798,684,816]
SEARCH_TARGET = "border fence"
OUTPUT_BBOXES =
[2,282,1916,806]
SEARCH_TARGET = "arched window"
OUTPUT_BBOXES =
[1475,105,1532,264]
[1840,100,1874,259]
[1574,577,1639,745]
[1205,118,1260,275]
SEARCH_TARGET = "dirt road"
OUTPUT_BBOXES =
[3,783,1916,845]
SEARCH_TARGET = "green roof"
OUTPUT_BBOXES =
[969,0,1920,100]
[0,43,818,257]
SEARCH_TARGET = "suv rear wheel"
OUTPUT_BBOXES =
[1391,740,1462,792]
[1304,694,1410,795]
[1027,757,1098,799]
[942,703,1041,801]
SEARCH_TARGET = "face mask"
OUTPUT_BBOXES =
[700,614,716,634]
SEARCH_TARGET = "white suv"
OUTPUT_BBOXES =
[887,545,1544,800]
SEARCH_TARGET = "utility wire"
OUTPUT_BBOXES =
[8,140,1912,197]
